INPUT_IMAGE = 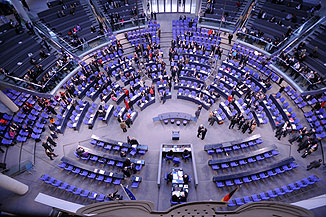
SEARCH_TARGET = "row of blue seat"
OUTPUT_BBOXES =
[228,175,321,207]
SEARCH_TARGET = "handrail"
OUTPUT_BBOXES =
[234,0,255,32]
[271,15,321,55]
[275,57,312,86]
[199,16,236,26]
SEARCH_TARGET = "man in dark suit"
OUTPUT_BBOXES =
[201,127,207,140]
[306,159,322,170]
[197,124,204,138]
[238,118,245,130]
[242,120,250,134]
[229,115,237,129]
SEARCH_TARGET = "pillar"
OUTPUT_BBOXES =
[0,173,29,195]
[0,91,19,113]
[195,0,201,16]
[10,0,31,23]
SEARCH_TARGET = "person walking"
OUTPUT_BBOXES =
[201,127,207,140]
[197,124,204,138]
[120,121,127,132]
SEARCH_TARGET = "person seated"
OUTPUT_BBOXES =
[120,151,126,158]
[123,158,131,167]
[107,190,123,200]
[171,193,179,202]
[166,150,174,158]
[76,147,89,158]
[179,192,187,202]
[167,172,173,182]
[182,149,190,159]
[183,174,189,184]
[122,166,131,177]
[130,137,139,145]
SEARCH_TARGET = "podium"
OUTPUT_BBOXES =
[172,131,180,140]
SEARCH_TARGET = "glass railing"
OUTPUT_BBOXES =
[274,57,326,91]
[236,15,321,54]
[110,17,148,32]
[0,60,78,93]
[198,16,236,31]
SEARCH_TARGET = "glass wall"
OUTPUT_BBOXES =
[150,0,196,13]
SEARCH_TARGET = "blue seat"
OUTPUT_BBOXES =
[266,190,277,198]
[274,188,285,196]
[251,194,261,202]
[113,178,121,185]
[251,175,260,181]
[259,192,269,200]
[259,172,268,179]
[243,196,252,204]
[39,174,50,182]
[80,190,90,197]
[225,180,234,186]
[96,194,106,202]
[216,181,224,188]
[275,167,284,174]
[230,162,238,167]
[80,170,89,177]
[88,173,96,179]
[288,183,300,190]
[73,188,83,195]
[235,198,244,206]
[247,157,256,163]
[239,160,247,165]
[88,192,97,200]
[104,177,112,183]
[243,177,251,183]
[173,157,181,164]
[281,185,293,193]
[52,180,62,187]
[228,199,236,207]
[58,183,69,190]
[221,163,229,169]
[66,185,76,193]
[234,178,243,185]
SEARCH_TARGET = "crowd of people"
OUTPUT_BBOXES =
[278,43,325,90]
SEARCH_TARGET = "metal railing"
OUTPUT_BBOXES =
[0,60,78,93]
[236,15,321,54]
[198,16,236,31]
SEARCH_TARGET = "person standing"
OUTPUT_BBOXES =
[125,117,132,128]
[238,117,245,130]
[21,0,30,11]
[120,121,127,132]
[45,149,58,160]
[195,105,202,119]
[228,33,233,44]
[248,119,257,134]
[201,127,207,140]
[197,124,204,138]
[306,159,322,170]
[42,37,51,51]
[242,120,250,134]
[229,115,237,129]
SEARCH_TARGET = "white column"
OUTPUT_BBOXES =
[0,173,29,195]
[0,91,19,113]
[10,0,31,23]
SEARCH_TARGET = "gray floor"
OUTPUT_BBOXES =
[0,11,326,217]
